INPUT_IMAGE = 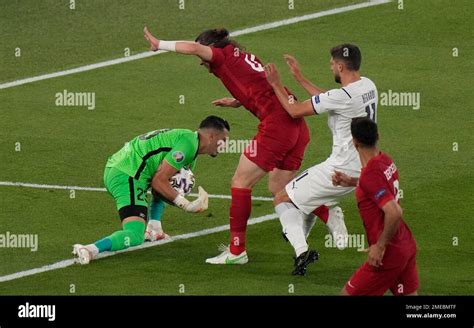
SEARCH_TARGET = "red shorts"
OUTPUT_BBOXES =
[345,248,419,296]
[244,111,310,172]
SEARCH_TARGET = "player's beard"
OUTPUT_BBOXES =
[334,73,341,84]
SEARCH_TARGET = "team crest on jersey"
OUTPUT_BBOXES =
[374,188,387,200]
[172,151,185,163]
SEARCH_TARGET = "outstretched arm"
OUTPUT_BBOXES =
[144,26,213,61]
[264,63,315,118]
[212,98,241,108]
[284,54,326,96]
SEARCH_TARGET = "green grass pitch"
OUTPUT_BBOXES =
[0,0,473,295]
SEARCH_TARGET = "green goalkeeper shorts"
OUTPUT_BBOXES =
[103,166,149,220]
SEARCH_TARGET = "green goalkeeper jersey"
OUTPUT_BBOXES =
[106,129,198,186]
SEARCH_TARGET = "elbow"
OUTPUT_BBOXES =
[394,202,404,219]
[397,208,404,222]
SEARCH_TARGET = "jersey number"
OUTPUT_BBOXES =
[244,54,264,72]
[139,129,169,140]
[365,103,377,122]
[137,187,146,201]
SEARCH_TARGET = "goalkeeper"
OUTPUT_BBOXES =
[73,116,230,265]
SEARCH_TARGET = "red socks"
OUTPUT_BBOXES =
[312,205,329,224]
[229,187,252,255]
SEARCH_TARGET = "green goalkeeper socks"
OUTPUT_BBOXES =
[150,197,166,221]
[108,221,146,251]
[94,237,112,253]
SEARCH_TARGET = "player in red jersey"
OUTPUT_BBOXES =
[144,27,334,264]
[332,117,419,295]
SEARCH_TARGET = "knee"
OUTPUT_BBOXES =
[268,181,280,197]
[231,174,241,188]
[231,172,251,189]
[273,190,289,207]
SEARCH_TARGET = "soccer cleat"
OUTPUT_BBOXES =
[205,244,248,265]
[292,249,319,276]
[144,229,170,242]
[72,244,92,265]
[326,206,348,250]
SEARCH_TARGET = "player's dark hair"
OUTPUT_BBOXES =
[199,115,230,132]
[195,28,243,49]
[351,117,378,147]
[330,44,361,71]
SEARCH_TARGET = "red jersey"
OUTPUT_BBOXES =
[209,45,290,121]
[356,152,416,255]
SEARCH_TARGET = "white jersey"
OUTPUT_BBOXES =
[310,77,378,169]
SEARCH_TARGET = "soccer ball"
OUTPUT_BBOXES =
[153,167,195,204]
[169,167,195,196]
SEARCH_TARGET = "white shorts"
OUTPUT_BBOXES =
[285,160,360,215]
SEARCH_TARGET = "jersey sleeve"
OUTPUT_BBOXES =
[359,169,395,209]
[163,134,198,171]
[209,46,225,68]
[310,89,349,114]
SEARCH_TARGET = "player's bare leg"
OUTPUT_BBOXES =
[206,154,267,265]
[73,216,146,265]
[268,168,297,196]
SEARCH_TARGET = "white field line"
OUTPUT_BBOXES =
[0,0,391,90]
[0,213,278,283]
[0,180,273,201]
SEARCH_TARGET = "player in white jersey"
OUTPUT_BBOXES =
[264,44,378,275]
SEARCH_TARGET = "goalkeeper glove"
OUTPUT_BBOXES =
[173,186,208,213]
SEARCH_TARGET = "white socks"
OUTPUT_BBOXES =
[147,220,163,233]
[275,202,309,257]
[302,214,317,239]
[86,244,99,257]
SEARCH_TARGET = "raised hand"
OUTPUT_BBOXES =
[144,26,160,52]
[264,63,281,86]
[212,98,241,108]
[187,186,209,213]
[283,54,302,78]
[332,170,356,187]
